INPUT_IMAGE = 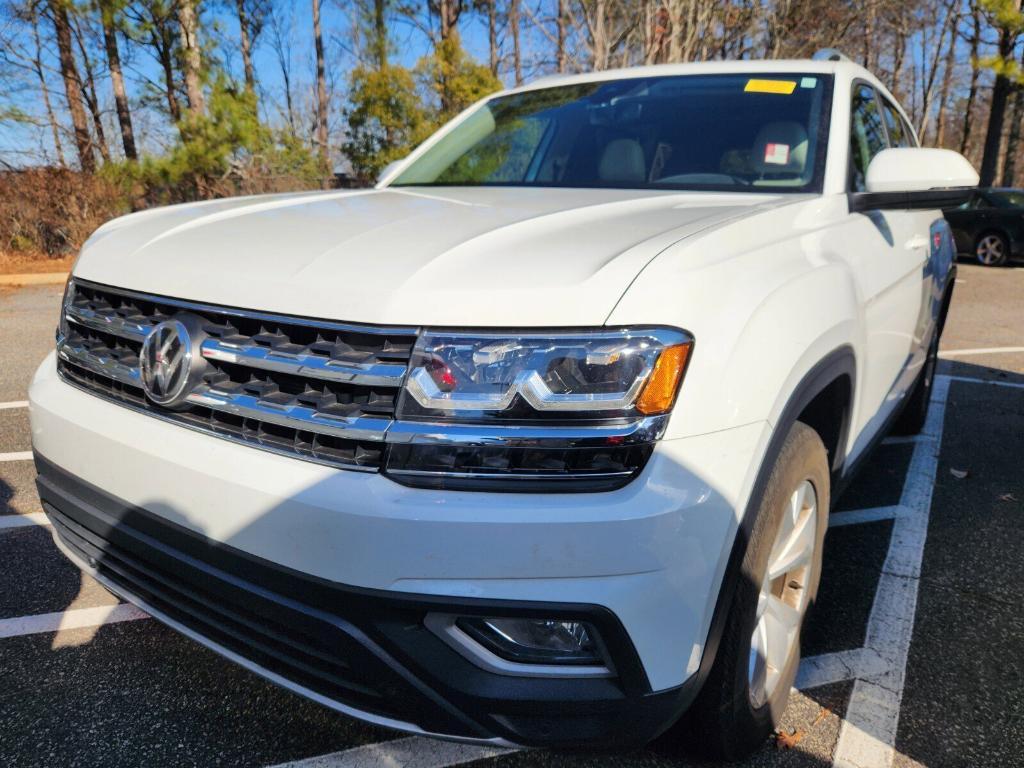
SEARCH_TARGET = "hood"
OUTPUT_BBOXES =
[74,186,777,327]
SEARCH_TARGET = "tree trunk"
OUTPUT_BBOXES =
[374,0,388,69]
[72,15,110,162]
[177,0,205,116]
[959,6,981,156]
[556,0,567,72]
[31,4,66,166]
[979,15,1020,187]
[151,20,182,123]
[49,0,95,172]
[100,1,137,160]
[934,9,960,147]
[313,0,329,177]
[1001,87,1024,186]
[509,0,521,85]
[488,0,498,75]
[236,0,257,93]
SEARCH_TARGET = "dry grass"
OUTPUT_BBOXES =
[0,251,75,275]
[0,168,131,260]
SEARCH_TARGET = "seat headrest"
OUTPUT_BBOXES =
[752,121,808,176]
[598,139,646,182]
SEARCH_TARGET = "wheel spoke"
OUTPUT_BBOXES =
[747,478,820,707]
[767,509,815,581]
[763,596,799,672]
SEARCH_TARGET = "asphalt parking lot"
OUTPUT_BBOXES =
[1,262,1022,768]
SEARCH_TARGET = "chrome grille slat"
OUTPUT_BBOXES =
[187,388,391,442]
[58,279,418,472]
[66,304,151,342]
[58,338,141,387]
[200,338,407,387]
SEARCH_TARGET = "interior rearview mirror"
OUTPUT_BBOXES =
[850,148,979,212]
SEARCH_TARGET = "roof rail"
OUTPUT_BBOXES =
[812,48,851,62]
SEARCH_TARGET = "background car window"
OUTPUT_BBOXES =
[881,99,912,147]
[988,190,1024,208]
[849,84,888,192]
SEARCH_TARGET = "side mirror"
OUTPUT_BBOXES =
[377,159,404,184]
[850,148,979,212]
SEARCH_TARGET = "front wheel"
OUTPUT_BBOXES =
[686,422,829,760]
[975,232,1009,267]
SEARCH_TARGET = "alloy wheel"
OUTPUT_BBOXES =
[976,235,1005,266]
[748,480,818,708]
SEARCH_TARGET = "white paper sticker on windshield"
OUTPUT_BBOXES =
[764,143,790,165]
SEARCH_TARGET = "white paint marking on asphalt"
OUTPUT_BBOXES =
[797,648,892,691]
[829,506,904,528]
[0,400,29,410]
[0,603,149,639]
[941,374,1024,390]
[0,512,50,531]
[831,375,950,768]
[0,451,32,462]
[880,434,926,446]
[265,736,512,768]
[938,346,1024,358]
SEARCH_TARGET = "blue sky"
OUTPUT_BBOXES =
[0,2,519,166]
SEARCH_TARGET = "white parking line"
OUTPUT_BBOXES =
[266,736,511,768]
[0,451,32,462]
[939,346,1024,357]
[829,505,903,528]
[0,603,149,639]
[831,375,950,768]
[0,512,50,531]
[942,374,1024,390]
[797,647,892,690]
[0,400,29,410]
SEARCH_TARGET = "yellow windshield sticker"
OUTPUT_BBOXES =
[745,79,797,95]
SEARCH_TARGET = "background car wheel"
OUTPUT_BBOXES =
[975,232,1009,266]
[893,330,939,435]
[684,422,829,761]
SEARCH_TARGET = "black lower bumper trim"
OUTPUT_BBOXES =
[35,454,694,749]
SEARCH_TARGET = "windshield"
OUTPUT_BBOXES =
[391,73,833,193]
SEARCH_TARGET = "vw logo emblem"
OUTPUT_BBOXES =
[140,318,195,407]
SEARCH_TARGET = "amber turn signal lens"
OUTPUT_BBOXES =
[635,343,691,415]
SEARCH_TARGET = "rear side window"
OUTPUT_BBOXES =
[849,84,888,192]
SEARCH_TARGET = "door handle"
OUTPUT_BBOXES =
[904,236,929,250]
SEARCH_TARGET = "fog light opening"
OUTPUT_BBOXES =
[456,617,604,666]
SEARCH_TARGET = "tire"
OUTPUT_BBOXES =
[975,232,1009,267]
[892,330,938,436]
[685,422,829,761]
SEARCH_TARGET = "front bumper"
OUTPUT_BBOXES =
[29,352,768,747]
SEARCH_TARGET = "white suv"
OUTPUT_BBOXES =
[30,57,977,758]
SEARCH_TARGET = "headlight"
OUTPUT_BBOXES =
[396,327,692,423]
[385,327,692,492]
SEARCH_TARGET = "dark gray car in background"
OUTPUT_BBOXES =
[944,188,1024,266]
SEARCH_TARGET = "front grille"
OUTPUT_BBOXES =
[57,279,419,471]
